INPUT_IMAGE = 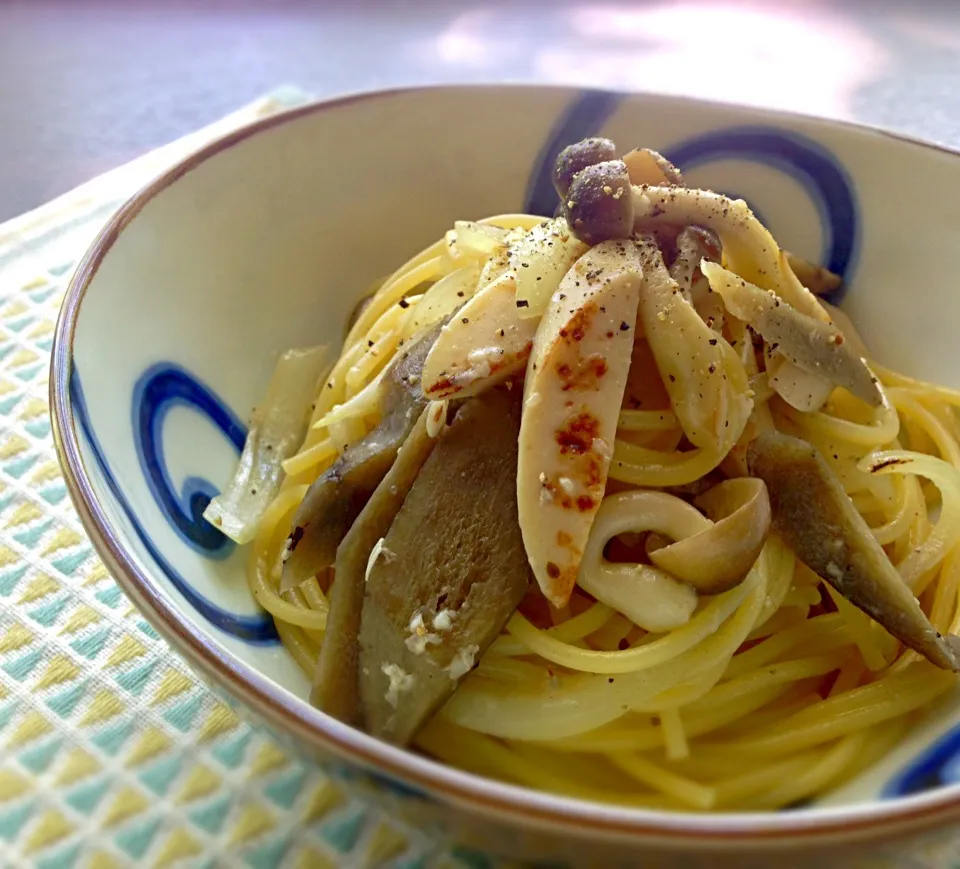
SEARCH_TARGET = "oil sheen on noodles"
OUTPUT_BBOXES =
[245,211,960,813]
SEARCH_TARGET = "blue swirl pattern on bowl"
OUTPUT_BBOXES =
[885,722,960,798]
[133,363,244,558]
[71,365,279,643]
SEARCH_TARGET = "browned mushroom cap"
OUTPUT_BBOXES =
[552,137,618,198]
[565,160,635,246]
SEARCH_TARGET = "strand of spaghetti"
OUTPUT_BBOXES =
[417,719,674,808]
[487,601,616,659]
[713,736,861,809]
[890,390,960,466]
[868,471,921,546]
[479,213,546,231]
[445,572,766,740]
[824,586,892,671]
[322,296,411,418]
[275,621,318,675]
[617,409,679,431]
[864,450,960,587]
[549,601,617,643]
[299,575,329,614]
[314,367,387,430]
[723,613,848,678]
[504,574,755,675]
[608,752,716,810]
[659,707,690,760]
[743,732,866,810]
[474,656,548,683]
[782,380,899,447]
[588,613,636,652]
[712,750,828,807]
[781,585,823,607]
[932,545,960,633]
[874,363,960,406]
[281,437,337,479]
[610,441,724,487]
[345,328,398,396]
[543,684,786,754]
[728,668,953,755]
[829,651,866,697]
[344,253,446,348]
[749,535,796,633]
[745,606,809,641]
[254,586,327,631]
[247,484,327,630]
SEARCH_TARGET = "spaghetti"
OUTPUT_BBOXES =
[209,141,960,812]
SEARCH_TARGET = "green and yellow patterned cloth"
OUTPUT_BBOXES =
[0,88,494,869]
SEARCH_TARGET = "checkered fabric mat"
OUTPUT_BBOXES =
[0,87,498,869]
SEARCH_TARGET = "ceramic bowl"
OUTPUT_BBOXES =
[50,86,960,868]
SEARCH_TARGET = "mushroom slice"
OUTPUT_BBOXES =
[670,227,721,300]
[312,407,438,723]
[518,240,642,608]
[578,490,700,632]
[747,431,960,672]
[649,478,771,594]
[358,389,532,745]
[701,261,880,407]
[635,236,752,453]
[509,218,589,318]
[280,323,440,590]
[627,183,850,411]
[421,272,536,400]
[786,252,843,297]
[622,147,685,187]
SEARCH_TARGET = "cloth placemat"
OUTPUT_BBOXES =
[0,87,493,869]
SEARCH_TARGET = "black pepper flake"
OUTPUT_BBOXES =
[709,338,718,345]
[619,321,630,331]
[457,291,465,297]
[521,263,530,268]
[608,678,615,684]
[559,293,566,300]
[461,317,469,324]
[367,340,374,347]
[668,374,676,382]
[516,299,530,308]
[398,299,410,309]
[288,525,305,551]
[708,364,716,374]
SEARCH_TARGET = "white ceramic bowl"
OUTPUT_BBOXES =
[50,86,960,868]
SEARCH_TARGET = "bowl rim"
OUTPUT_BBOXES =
[49,82,960,847]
